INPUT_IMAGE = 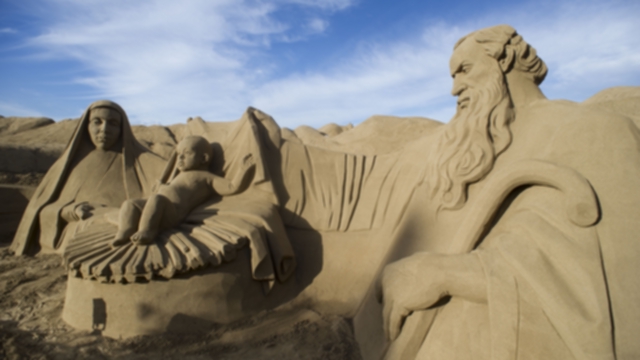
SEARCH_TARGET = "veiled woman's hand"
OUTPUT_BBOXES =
[380,253,448,342]
[242,153,256,168]
[74,202,95,220]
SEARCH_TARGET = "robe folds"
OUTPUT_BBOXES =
[397,100,640,360]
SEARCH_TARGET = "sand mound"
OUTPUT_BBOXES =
[583,86,640,126]
[0,116,54,135]
[0,118,191,174]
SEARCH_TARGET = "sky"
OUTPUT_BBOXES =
[0,0,638,128]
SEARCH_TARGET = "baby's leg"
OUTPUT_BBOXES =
[131,194,177,245]
[111,199,146,248]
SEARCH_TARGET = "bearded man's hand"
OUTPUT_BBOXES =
[380,253,448,342]
[380,252,489,342]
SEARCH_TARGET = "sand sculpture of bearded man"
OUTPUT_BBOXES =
[379,25,640,360]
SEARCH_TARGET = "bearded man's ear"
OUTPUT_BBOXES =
[498,45,516,74]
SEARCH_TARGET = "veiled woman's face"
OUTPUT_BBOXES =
[88,107,122,150]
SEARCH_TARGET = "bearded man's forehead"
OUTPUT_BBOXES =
[449,39,491,72]
[453,25,548,85]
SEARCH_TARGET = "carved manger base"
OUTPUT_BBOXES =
[59,202,296,338]
[62,247,275,338]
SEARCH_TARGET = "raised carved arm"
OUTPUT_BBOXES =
[213,154,256,196]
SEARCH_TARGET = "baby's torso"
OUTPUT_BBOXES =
[159,171,216,217]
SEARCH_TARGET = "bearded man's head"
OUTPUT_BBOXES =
[427,25,548,210]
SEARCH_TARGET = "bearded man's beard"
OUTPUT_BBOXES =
[426,73,514,211]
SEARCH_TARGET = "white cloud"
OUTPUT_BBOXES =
[26,0,356,124]
[254,1,640,127]
[285,0,354,11]
[251,24,464,127]
[492,0,640,101]
[21,0,640,128]
[0,102,44,117]
[307,18,329,33]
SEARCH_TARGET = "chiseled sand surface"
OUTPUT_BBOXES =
[1,86,637,359]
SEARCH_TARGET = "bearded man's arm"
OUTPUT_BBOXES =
[382,186,613,357]
[380,251,487,341]
[380,186,599,342]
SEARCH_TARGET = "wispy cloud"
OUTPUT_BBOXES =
[252,24,464,127]
[255,0,640,127]
[307,18,329,34]
[286,0,354,11]
[26,0,355,124]
[0,102,44,117]
[485,0,640,101]
[0,28,18,34]
[20,0,640,127]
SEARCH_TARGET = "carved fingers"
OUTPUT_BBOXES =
[380,253,448,341]
[381,263,420,341]
[242,153,256,168]
[74,202,95,220]
[383,291,412,342]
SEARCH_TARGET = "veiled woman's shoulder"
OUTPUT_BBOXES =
[136,147,168,178]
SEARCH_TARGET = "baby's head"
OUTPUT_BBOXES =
[176,136,213,171]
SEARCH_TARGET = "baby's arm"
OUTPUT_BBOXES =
[210,155,256,196]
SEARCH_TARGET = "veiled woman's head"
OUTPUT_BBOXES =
[87,106,122,150]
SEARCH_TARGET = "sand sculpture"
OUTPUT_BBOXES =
[110,136,256,248]
[376,25,640,359]
[10,100,166,256]
[8,101,300,336]
[6,24,640,359]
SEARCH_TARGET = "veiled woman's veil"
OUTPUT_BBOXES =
[10,100,165,255]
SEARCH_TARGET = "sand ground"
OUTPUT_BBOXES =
[0,243,361,360]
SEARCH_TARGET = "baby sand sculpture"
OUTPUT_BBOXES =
[110,136,255,248]
[8,24,640,359]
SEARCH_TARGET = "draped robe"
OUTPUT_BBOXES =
[11,100,165,255]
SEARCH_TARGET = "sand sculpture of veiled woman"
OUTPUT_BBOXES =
[10,100,166,255]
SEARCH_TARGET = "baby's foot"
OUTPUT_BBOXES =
[109,237,130,249]
[110,230,135,249]
[131,229,157,245]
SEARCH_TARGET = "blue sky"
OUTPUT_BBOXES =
[0,0,638,128]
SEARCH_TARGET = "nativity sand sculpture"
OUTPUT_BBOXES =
[7,24,640,359]
[11,101,299,336]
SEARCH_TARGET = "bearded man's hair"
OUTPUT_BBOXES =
[456,25,547,85]
[427,25,547,210]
